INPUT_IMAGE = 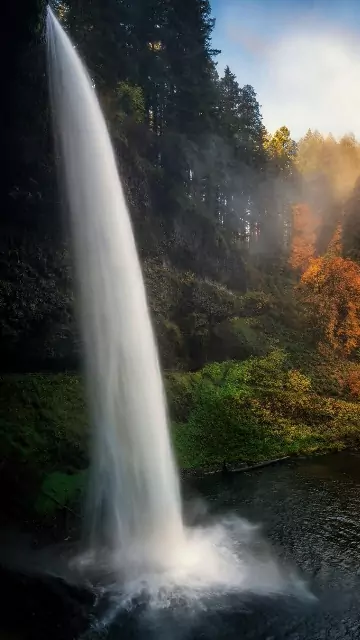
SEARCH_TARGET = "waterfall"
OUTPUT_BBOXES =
[46,7,183,566]
[44,8,310,613]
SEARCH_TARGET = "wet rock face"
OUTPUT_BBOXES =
[0,565,94,640]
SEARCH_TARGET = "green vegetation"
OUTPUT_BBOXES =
[2,348,360,520]
[0,374,87,470]
[0,375,87,520]
[5,0,360,527]
[170,353,360,469]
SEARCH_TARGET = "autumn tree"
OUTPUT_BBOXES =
[297,130,360,255]
[327,224,342,257]
[265,126,297,176]
[300,256,360,354]
[289,203,318,271]
[343,176,360,264]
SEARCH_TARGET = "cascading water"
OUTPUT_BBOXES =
[46,7,310,614]
[46,7,183,564]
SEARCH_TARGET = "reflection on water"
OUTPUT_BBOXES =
[3,452,360,639]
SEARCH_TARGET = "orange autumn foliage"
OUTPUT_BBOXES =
[289,203,318,272]
[327,224,342,256]
[346,368,360,398]
[300,256,360,354]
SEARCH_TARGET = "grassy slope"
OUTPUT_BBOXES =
[1,350,360,518]
[168,354,360,469]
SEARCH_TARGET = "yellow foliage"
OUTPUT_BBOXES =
[286,369,311,394]
[297,130,360,200]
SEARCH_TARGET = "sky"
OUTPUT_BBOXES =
[210,0,360,140]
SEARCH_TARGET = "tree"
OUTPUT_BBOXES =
[214,68,268,243]
[300,256,360,354]
[327,224,342,257]
[296,130,360,255]
[255,126,297,255]
[14,0,360,373]
[266,126,296,176]
[289,203,317,271]
[343,176,360,264]
[296,129,325,176]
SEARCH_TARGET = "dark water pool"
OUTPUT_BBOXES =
[3,452,360,639]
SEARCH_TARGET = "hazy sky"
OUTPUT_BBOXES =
[211,0,360,140]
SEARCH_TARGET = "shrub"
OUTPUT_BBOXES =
[199,360,247,390]
[172,354,360,469]
[184,386,271,466]
[244,349,288,390]
[235,290,275,317]
[285,369,311,393]
[165,371,200,421]
[0,375,88,471]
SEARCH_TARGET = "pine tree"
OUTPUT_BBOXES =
[266,126,296,176]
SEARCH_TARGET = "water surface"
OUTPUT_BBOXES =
[3,452,360,639]
[103,452,360,639]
